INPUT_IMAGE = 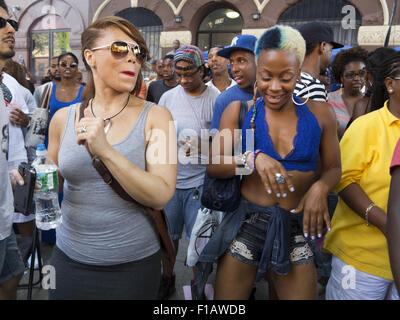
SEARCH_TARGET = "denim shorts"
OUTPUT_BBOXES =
[227,202,314,267]
[0,231,25,284]
[164,186,203,242]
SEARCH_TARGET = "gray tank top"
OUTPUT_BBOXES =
[57,102,160,265]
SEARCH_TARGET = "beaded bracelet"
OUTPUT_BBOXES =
[253,149,262,170]
[242,151,253,170]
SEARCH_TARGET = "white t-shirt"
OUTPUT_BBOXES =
[0,89,14,240]
[159,85,219,188]
[206,78,237,94]
[2,73,28,166]
[2,74,32,223]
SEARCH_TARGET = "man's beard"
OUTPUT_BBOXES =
[0,48,15,60]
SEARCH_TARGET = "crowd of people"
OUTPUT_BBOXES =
[1,0,400,300]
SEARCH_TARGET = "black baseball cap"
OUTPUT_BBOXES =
[298,22,344,49]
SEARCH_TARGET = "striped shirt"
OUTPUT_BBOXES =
[327,90,350,140]
[294,72,327,102]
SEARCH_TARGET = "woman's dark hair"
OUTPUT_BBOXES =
[81,16,149,100]
[371,51,400,110]
[0,0,8,12]
[58,52,79,65]
[331,46,369,84]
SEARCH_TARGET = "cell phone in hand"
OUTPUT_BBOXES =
[14,162,36,216]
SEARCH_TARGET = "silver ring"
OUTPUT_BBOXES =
[78,126,87,133]
[275,173,285,184]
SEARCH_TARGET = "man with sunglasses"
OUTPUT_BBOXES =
[0,0,26,300]
[158,45,219,300]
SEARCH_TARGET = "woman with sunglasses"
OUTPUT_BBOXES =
[324,52,400,300]
[194,25,341,300]
[45,16,177,299]
[328,47,368,140]
[45,52,84,147]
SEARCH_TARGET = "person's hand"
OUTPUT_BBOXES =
[291,180,331,239]
[9,106,30,127]
[254,151,295,198]
[9,168,24,192]
[182,137,200,157]
[76,107,111,158]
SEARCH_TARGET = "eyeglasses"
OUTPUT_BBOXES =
[0,17,18,31]
[59,61,78,68]
[343,70,367,79]
[91,41,147,62]
[175,67,200,79]
[391,77,400,80]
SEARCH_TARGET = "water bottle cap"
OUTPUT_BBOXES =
[36,144,46,151]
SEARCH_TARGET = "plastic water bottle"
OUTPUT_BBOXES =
[32,144,62,230]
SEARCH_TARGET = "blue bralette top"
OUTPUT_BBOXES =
[242,95,322,172]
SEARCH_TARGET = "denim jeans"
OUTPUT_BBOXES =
[164,186,203,242]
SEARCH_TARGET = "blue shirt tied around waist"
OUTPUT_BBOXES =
[193,95,322,296]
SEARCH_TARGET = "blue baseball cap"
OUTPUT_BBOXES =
[217,35,257,59]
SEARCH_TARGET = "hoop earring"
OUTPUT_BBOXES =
[292,82,310,106]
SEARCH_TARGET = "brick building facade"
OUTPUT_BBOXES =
[7,0,400,83]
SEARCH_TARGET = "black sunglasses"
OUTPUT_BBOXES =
[91,41,147,62]
[0,17,18,31]
[59,61,78,68]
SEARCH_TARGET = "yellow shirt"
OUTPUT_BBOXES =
[324,101,400,280]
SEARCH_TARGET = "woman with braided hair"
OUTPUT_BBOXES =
[324,51,400,300]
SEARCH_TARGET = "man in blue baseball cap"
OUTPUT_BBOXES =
[210,34,258,131]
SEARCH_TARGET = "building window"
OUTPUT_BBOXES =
[197,8,243,51]
[30,14,71,83]
[116,8,163,80]
[278,0,361,46]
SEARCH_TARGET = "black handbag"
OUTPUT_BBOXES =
[201,101,248,212]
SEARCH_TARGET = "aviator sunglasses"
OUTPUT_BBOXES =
[91,41,147,62]
[0,17,18,31]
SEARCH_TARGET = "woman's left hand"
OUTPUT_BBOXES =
[76,107,110,158]
[292,180,331,239]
